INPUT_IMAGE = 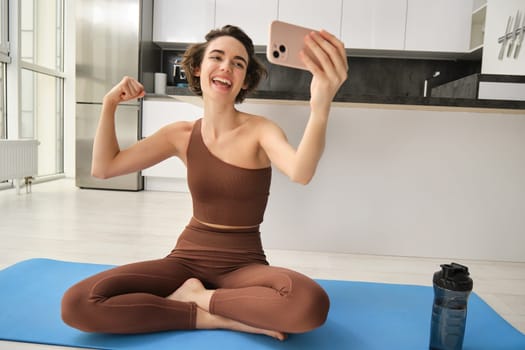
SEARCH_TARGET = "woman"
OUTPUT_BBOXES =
[62,25,347,341]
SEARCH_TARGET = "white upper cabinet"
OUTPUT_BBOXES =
[153,0,215,43]
[405,0,473,52]
[152,0,476,57]
[481,0,525,76]
[215,0,278,45]
[342,0,407,50]
[278,0,343,37]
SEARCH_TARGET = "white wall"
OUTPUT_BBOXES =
[234,102,525,262]
[482,0,525,75]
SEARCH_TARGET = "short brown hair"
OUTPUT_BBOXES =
[181,25,267,104]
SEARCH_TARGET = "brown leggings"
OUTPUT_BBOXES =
[61,218,330,334]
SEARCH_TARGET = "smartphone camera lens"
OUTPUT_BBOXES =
[279,45,286,53]
[273,50,280,58]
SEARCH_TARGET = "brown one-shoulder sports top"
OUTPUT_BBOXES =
[186,118,272,227]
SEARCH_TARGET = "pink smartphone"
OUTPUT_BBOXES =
[267,20,319,71]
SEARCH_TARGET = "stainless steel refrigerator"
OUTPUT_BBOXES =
[75,0,159,190]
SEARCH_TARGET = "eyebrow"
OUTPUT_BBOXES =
[209,49,248,66]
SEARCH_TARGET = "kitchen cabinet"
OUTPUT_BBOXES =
[470,0,487,51]
[144,98,525,262]
[481,0,525,76]
[153,0,215,43]
[405,0,473,52]
[478,81,525,101]
[341,0,407,50]
[277,0,342,37]
[152,0,478,58]
[142,100,202,180]
[215,0,278,45]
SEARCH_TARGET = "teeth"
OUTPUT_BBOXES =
[212,77,232,86]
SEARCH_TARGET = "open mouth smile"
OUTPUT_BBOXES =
[212,77,232,87]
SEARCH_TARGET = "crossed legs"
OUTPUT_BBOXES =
[61,259,329,339]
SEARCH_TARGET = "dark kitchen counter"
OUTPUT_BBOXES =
[164,86,525,111]
[159,49,524,111]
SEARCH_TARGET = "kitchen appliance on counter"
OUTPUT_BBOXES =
[75,0,159,190]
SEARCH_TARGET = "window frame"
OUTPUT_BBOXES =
[0,0,9,60]
[19,0,65,78]
[17,0,65,175]
[0,0,9,139]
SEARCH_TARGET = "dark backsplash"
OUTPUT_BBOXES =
[161,50,481,99]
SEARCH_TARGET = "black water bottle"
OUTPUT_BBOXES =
[429,263,473,350]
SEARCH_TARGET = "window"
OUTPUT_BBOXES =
[19,0,64,175]
[0,0,8,139]
[20,0,63,71]
[0,64,5,139]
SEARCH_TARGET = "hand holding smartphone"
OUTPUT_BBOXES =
[267,20,320,71]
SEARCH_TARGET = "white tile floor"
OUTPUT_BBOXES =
[1,179,524,349]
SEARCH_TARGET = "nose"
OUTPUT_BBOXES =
[219,59,233,72]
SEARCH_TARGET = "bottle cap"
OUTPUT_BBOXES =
[433,262,473,292]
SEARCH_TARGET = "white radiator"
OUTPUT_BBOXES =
[0,140,39,191]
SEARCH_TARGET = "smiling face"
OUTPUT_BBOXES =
[194,36,249,103]
[181,25,267,104]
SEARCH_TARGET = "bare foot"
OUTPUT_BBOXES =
[167,278,214,311]
[168,278,287,341]
[196,308,287,341]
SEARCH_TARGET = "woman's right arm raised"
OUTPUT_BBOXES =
[91,76,186,179]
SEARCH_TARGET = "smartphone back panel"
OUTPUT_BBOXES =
[267,20,319,71]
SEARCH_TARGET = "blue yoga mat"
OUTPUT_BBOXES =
[0,258,523,350]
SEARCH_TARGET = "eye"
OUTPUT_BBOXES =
[234,61,245,69]
[209,55,221,61]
